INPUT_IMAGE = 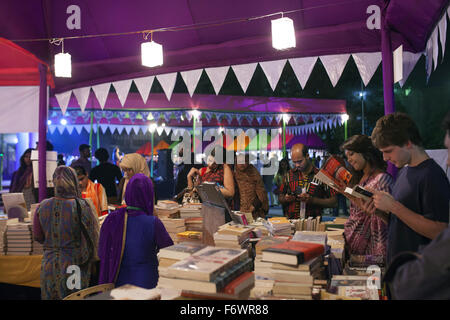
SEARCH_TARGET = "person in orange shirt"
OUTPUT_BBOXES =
[74,165,108,217]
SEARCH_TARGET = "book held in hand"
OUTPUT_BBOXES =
[313,156,352,192]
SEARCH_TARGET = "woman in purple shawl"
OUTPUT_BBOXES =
[98,173,173,289]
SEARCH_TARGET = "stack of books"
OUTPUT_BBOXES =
[250,236,290,298]
[0,216,7,255]
[5,222,33,255]
[160,218,186,243]
[328,275,380,300]
[294,216,326,232]
[213,223,254,249]
[326,229,346,262]
[324,217,348,230]
[248,218,270,238]
[158,246,255,299]
[263,217,292,236]
[154,200,180,219]
[184,217,203,232]
[292,231,328,248]
[179,203,202,218]
[344,255,385,276]
[158,241,207,274]
[261,240,325,300]
[176,231,202,244]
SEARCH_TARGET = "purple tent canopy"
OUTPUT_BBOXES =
[286,133,327,149]
[1,0,447,93]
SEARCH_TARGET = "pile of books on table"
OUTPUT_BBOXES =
[179,203,202,218]
[158,241,207,273]
[263,217,292,236]
[250,236,290,299]
[294,216,326,232]
[5,222,33,255]
[344,254,385,276]
[176,230,202,244]
[0,216,7,255]
[158,246,255,299]
[160,218,186,243]
[154,200,180,219]
[327,274,380,300]
[213,223,254,249]
[184,217,203,232]
[260,239,325,300]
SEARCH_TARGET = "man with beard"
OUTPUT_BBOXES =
[279,143,338,219]
[233,153,269,219]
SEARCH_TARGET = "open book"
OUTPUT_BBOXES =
[313,156,374,201]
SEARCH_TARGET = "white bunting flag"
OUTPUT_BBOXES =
[289,57,318,89]
[205,66,229,95]
[156,73,177,101]
[55,90,72,115]
[232,63,258,93]
[352,52,382,86]
[320,54,350,87]
[180,69,203,97]
[259,60,286,91]
[92,83,111,109]
[73,87,91,112]
[134,76,155,104]
[112,79,133,107]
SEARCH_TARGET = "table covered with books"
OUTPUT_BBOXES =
[0,254,42,288]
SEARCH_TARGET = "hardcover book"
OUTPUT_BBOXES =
[262,240,324,266]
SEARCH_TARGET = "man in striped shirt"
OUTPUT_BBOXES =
[278,143,338,219]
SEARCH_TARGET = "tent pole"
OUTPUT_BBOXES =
[96,121,100,165]
[150,132,154,178]
[381,7,397,179]
[282,118,286,158]
[38,63,47,202]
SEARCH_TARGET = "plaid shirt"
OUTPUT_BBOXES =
[279,167,337,219]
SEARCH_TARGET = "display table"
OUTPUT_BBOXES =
[0,255,42,287]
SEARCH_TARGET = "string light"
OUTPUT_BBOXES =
[141,32,163,68]
[52,39,72,78]
[271,14,296,50]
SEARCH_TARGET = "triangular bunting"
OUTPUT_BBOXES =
[134,76,155,104]
[48,125,57,134]
[231,63,258,93]
[73,87,91,112]
[180,69,203,97]
[132,126,140,135]
[399,51,422,87]
[117,126,125,135]
[438,15,447,61]
[164,127,172,136]
[55,90,72,115]
[289,57,318,89]
[259,60,286,91]
[320,54,350,87]
[57,125,66,135]
[205,66,229,95]
[92,83,111,109]
[156,126,164,136]
[112,79,132,107]
[431,26,439,71]
[66,125,74,135]
[124,126,133,135]
[352,52,382,86]
[74,125,83,135]
[100,124,109,134]
[157,73,177,101]
[108,125,117,134]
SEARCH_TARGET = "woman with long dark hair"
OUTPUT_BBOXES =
[10,148,35,210]
[341,135,393,259]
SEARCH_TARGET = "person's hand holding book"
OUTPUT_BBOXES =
[298,193,313,204]
[367,188,396,213]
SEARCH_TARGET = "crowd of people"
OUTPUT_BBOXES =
[5,110,450,300]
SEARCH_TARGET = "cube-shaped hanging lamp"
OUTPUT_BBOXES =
[271,17,296,50]
[141,41,163,67]
[54,52,72,77]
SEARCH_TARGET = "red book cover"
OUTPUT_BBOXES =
[262,240,324,263]
[222,271,254,295]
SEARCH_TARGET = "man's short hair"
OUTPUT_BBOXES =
[95,148,109,162]
[73,165,87,176]
[371,112,422,149]
[79,144,90,153]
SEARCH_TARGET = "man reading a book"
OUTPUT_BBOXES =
[278,143,337,219]
[369,112,449,266]
[383,111,450,299]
